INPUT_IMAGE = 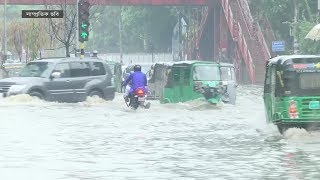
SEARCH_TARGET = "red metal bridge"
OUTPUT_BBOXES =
[1,0,274,84]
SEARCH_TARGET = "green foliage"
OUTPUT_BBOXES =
[250,0,320,54]
[24,19,49,60]
[87,7,119,53]
[296,21,320,54]
[87,6,176,53]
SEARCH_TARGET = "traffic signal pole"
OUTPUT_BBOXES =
[80,42,85,59]
[78,0,90,58]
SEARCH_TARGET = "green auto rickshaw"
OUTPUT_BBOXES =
[105,61,122,92]
[263,55,320,134]
[148,60,235,105]
[148,61,238,104]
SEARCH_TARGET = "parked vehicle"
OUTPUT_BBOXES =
[263,55,320,134]
[0,57,115,102]
[3,62,25,77]
[105,61,122,92]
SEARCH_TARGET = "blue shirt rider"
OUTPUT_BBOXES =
[122,65,148,101]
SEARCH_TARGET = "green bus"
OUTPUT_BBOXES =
[263,55,320,134]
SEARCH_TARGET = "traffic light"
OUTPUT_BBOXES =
[78,0,90,42]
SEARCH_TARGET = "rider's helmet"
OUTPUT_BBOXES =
[134,65,141,72]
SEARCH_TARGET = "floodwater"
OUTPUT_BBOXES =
[0,86,320,179]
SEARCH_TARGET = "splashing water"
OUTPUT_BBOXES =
[0,94,45,106]
[1,86,320,179]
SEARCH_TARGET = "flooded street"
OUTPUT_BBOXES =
[1,85,320,179]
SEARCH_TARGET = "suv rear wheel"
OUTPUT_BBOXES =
[88,90,103,98]
[29,91,44,99]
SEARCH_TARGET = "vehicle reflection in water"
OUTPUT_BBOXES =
[1,86,320,179]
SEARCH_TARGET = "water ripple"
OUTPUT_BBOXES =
[0,86,320,179]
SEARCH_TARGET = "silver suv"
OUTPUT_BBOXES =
[0,57,115,102]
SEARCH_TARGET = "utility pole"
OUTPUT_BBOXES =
[64,0,70,57]
[119,6,123,64]
[178,11,181,61]
[76,0,79,51]
[293,0,299,54]
[318,0,320,24]
[2,0,7,63]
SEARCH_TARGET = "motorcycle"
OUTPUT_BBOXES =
[125,87,151,110]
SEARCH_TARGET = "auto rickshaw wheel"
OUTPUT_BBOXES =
[277,124,289,135]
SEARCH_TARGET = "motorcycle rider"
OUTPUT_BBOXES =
[122,64,148,102]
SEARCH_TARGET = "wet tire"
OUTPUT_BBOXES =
[29,91,44,99]
[129,103,138,110]
[105,93,115,101]
[129,97,139,110]
[88,90,103,98]
[131,102,139,110]
[144,102,151,109]
[277,124,289,135]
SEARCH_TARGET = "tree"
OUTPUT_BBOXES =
[87,6,178,53]
[249,0,320,54]
[24,19,50,61]
[121,6,176,52]
[45,3,105,57]
[45,4,77,57]
[7,21,24,61]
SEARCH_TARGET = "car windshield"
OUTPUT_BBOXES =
[193,65,220,81]
[19,62,53,77]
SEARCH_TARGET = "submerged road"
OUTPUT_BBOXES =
[0,85,319,179]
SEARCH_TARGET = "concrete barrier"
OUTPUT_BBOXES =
[99,53,174,65]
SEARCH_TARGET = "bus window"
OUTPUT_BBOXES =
[300,73,320,89]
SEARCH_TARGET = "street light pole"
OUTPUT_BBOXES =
[293,0,299,54]
[76,0,79,50]
[178,11,181,61]
[3,0,7,62]
[119,6,123,64]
